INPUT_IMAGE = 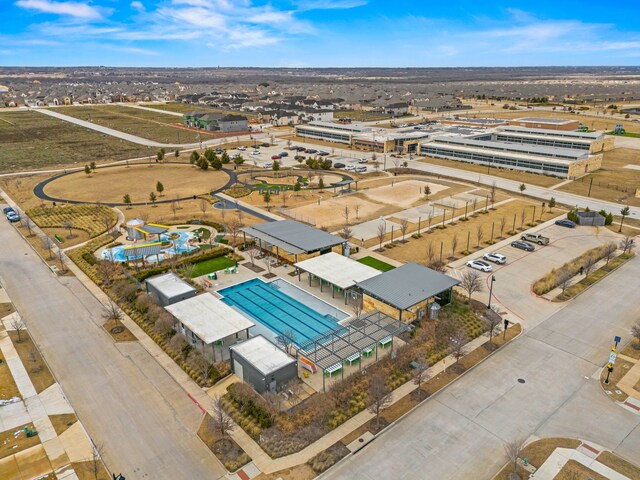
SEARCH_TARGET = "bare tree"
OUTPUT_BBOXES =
[557,267,573,294]
[620,235,636,254]
[227,217,244,250]
[499,216,507,238]
[21,216,34,236]
[460,269,484,301]
[489,181,497,209]
[56,247,67,273]
[340,223,353,240]
[472,198,478,215]
[102,301,123,327]
[246,246,258,266]
[350,293,363,320]
[97,260,119,285]
[504,438,525,475]
[475,224,484,248]
[277,328,297,354]
[199,198,209,219]
[10,317,25,343]
[427,212,433,232]
[368,373,392,430]
[190,351,212,383]
[412,355,430,399]
[170,201,177,219]
[101,212,115,236]
[342,205,350,226]
[426,240,436,266]
[399,218,409,242]
[281,191,288,207]
[582,254,598,278]
[602,242,617,265]
[354,202,361,220]
[41,235,54,259]
[27,348,42,373]
[519,209,526,229]
[450,234,459,258]
[377,222,386,250]
[264,255,274,275]
[62,219,75,238]
[85,441,105,480]
[449,329,468,366]
[484,310,501,345]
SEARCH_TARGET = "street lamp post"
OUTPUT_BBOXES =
[487,275,496,309]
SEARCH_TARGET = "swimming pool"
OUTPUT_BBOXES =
[100,231,197,262]
[218,278,348,345]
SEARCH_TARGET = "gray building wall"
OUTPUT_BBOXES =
[218,119,249,133]
[146,283,197,307]
[230,351,297,394]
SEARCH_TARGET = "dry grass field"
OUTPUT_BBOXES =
[50,105,222,144]
[0,111,151,172]
[418,156,564,188]
[43,164,229,204]
[140,102,258,120]
[379,199,563,264]
[487,109,640,133]
[558,148,640,206]
[334,110,392,122]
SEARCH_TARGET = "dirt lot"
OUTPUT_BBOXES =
[43,164,229,204]
[363,179,449,207]
[51,105,220,144]
[558,148,640,206]
[0,111,151,172]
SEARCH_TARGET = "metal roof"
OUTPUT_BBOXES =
[297,311,408,371]
[165,293,254,345]
[294,252,381,290]
[356,262,459,311]
[230,335,295,375]
[242,220,346,254]
[514,117,576,125]
[497,125,602,140]
[146,272,196,298]
[433,136,587,160]
[123,243,162,258]
[139,224,169,235]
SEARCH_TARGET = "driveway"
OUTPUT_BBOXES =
[449,223,623,327]
[326,254,640,480]
[0,220,226,479]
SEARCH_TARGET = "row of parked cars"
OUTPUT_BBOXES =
[333,163,368,172]
[466,219,577,272]
[3,206,20,223]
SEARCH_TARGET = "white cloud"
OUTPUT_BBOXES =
[15,0,105,20]
[130,1,144,11]
[295,0,367,10]
[110,46,160,55]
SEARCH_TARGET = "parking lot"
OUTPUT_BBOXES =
[448,221,624,328]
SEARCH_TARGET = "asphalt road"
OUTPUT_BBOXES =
[326,254,640,480]
[0,220,226,479]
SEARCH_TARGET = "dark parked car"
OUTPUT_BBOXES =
[305,148,318,154]
[333,162,346,169]
[296,146,306,151]
[294,155,306,160]
[555,219,577,228]
[261,142,270,147]
[279,152,289,157]
[511,241,535,252]
[318,151,330,156]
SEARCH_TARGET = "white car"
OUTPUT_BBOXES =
[251,150,260,155]
[345,165,356,171]
[263,162,273,168]
[358,158,369,163]
[356,166,368,173]
[483,252,507,264]
[466,259,493,272]
[237,146,246,151]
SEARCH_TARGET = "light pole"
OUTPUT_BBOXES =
[487,275,496,309]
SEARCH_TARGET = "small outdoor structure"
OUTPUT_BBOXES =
[145,272,197,306]
[165,293,255,361]
[356,262,460,323]
[126,218,145,241]
[294,252,381,304]
[229,335,297,393]
[575,211,606,227]
[296,310,409,391]
[122,243,162,263]
[242,219,347,263]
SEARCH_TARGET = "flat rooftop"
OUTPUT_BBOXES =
[165,293,254,344]
[294,252,381,290]
[230,335,295,375]
[305,121,371,133]
[432,136,588,160]
[513,117,577,125]
[146,272,196,298]
[496,125,603,140]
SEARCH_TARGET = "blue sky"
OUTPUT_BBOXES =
[1,0,640,66]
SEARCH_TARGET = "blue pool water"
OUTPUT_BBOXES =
[101,231,197,263]
[218,278,348,344]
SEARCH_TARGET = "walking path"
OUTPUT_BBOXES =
[120,104,183,117]
[532,445,630,480]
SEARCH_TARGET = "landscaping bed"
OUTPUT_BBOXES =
[198,413,251,472]
[597,451,640,480]
[49,413,78,437]
[8,331,55,394]
[27,204,117,238]
[0,350,21,401]
[103,318,137,342]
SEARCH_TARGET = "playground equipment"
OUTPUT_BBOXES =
[614,123,626,135]
[126,218,145,241]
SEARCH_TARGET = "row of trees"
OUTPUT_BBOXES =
[191,149,244,171]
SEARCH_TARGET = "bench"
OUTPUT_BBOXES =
[344,352,361,366]
[379,336,392,348]
[362,347,374,357]
[325,363,342,377]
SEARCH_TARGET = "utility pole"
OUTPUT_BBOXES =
[487,275,496,309]
[587,177,594,197]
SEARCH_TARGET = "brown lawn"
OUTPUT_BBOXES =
[376,199,563,262]
[597,451,640,480]
[558,148,640,206]
[0,423,41,460]
[8,331,55,394]
[49,414,77,437]
[487,109,640,133]
[556,460,607,480]
[43,164,229,204]
[0,347,21,400]
[493,438,582,480]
